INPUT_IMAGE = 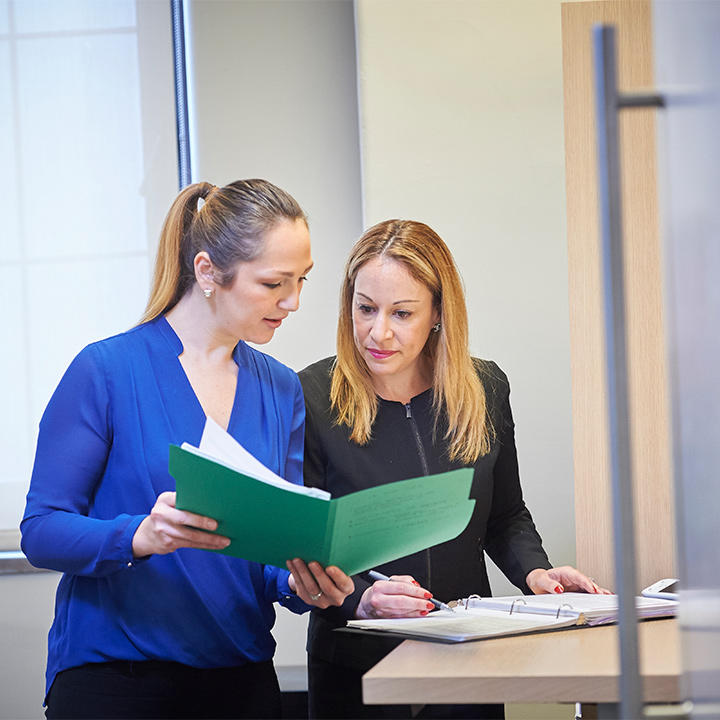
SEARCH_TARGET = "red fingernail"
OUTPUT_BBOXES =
[424,592,432,599]
[412,581,420,586]
[426,602,434,610]
[555,585,563,593]
[420,610,429,616]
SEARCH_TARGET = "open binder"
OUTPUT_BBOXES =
[345,592,678,643]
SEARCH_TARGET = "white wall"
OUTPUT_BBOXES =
[355,0,575,594]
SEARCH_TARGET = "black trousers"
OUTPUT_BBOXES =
[308,654,504,720]
[45,659,282,719]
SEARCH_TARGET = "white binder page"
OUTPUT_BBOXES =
[181,417,330,500]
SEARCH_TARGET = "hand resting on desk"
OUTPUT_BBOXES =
[526,565,612,595]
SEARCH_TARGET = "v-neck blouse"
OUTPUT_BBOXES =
[22,316,309,695]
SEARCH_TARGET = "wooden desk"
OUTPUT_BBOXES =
[363,619,680,706]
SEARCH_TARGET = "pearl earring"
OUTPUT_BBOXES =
[203,288,213,298]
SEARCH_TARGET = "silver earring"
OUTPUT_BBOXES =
[432,323,441,333]
[203,288,213,298]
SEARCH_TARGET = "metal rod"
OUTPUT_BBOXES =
[592,24,642,720]
[171,0,192,189]
[618,92,666,109]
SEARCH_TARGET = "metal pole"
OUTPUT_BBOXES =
[171,0,192,189]
[592,24,642,720]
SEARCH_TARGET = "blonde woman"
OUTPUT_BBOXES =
[22,180,353,719]
[300,219,605,719]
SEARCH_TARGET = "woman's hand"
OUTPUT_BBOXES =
[286,559,355,609]
[526,566,612,595]
[132,491,231,558]
[354,575,437,620]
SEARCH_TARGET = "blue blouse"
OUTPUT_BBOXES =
[21,316,309,694]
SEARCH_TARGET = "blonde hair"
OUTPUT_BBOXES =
[140,179,307,324]
[331,219,493,464]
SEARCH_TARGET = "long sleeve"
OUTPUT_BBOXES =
[21,344,146,577]
[482,363,551,591]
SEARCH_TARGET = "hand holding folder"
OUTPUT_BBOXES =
[171,419,476,575]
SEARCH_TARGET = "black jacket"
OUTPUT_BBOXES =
[299,357,551,668]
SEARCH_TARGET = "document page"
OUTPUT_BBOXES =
[182,417,330,499]
[348,608,576,642]
[173,445,332,566]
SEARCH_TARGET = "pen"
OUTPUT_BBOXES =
[367,570,455,613]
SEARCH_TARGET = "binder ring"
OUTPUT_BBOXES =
[556,602,573,618]
[464,594,481,610]
[509,598,528,615]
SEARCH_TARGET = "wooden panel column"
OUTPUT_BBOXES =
[561,0,675,590]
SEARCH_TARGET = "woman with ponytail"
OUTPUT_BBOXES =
[21,179,353,719]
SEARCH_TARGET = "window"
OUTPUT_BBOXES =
[0,0,177,547]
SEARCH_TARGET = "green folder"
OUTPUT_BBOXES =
[170,445,475,575]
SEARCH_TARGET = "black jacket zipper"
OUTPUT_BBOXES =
[405,402,432,589]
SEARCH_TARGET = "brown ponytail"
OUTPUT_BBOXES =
[140,182,213,324]
[139,179,306,324]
